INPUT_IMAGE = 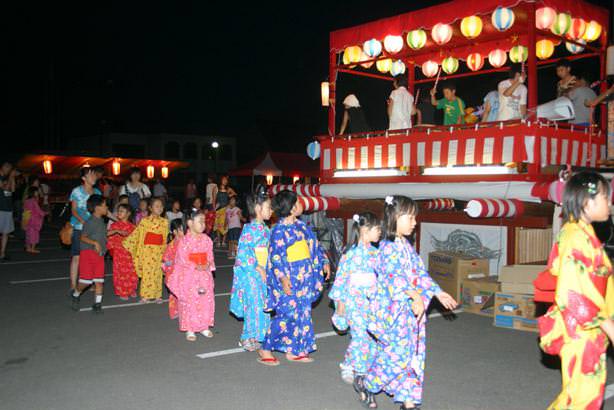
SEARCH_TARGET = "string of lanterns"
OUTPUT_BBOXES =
[339,6,601,75]
[41,159,169,179]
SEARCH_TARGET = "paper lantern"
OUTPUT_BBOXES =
[431,23,453,45]
[343,46,362,64]
[465,198,523,218]
[582,20,602,42]
[292,176,300,184]
[550,13,571,36]
[383,35,403,54]
[566,39,585,54]
[112,160,121,176]
[376,58,393,73]
[406,29,427,50]
[161,166,169,179]
[536,39,555,59]
[424,199,455,211]
[466,53,485,71]
[492,7,515,32]
[146,165,155,179]
[390,60,406,76]
[422,60,439,78]
[307,141,321,160]
[359,52,374,69]
[266,174,273,185]
[441,57,459,74]
[566,18,586,40]
[321,82,329,107]
[509,45,528,63]
[362,39,382,58]
[42,160,52,175]
[536,7,557,30]
[460,16,483,39]
[488,49,507,68]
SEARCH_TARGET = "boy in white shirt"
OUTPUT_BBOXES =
[497,64,527,121]
[388,76,415,130]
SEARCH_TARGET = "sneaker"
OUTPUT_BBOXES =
[71,294,81,311]
[92,303,103,314]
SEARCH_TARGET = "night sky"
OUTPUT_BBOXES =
[6,1,613,163]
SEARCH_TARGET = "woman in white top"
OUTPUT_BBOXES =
[388,76,415,130]
[119,168,151,211]
[205,175,218,211]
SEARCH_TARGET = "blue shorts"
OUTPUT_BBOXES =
[227,227,242,242]
[71,229,82,256]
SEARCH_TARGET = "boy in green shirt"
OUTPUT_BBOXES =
[430,82,465,125]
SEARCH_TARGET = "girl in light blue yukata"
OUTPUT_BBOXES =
[354,195,457,410]
[257,190,329,366]
[229,190,273,352]
[330,211,381,385]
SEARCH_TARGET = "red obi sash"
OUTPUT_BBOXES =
[144,232,164,245]
[189,252,208,265]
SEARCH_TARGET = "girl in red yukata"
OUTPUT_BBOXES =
[163,218,185,320]
[167,210,216,342]
[107,204,137,300]
[23,187,47,254]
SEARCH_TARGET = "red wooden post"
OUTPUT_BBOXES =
[599,32,607,135]
[527,2,538,111]
[328,50,337,137]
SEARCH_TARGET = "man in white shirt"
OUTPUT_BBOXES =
[497,64,527,121]
[152,179,167,199]
[388,76,415,130]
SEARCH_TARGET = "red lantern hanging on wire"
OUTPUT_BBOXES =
[466,53,485,71]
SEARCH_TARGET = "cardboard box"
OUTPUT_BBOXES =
[429,251,490,301]
[499,265,547,285]
[501,282,535,295]
[460,277,500,316]
[493,292,538,332]
[515,227,553,264]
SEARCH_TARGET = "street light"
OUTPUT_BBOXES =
[211,141,219,148]
[211,141,219,174]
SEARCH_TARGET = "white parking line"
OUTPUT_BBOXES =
[79,292,232,312]
[196,311,463,360]
[10,274,112,285]
[0,258,70,266]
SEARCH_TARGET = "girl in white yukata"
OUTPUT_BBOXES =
[330,212,381,385]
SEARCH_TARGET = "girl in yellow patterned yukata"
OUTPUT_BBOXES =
[124,197,169,303]
[539,171,614,410]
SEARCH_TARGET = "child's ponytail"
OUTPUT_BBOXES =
[345,211,379,253]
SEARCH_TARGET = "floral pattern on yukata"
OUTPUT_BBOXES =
[329,243,378,374]
[163,238,180,319]
[123,216,169,299]
[166,233,216,333]
[539,221,614,410]
[262,220,326,355]
[230,222,271,342]
[107,221,137,298]
[365,237,441,405]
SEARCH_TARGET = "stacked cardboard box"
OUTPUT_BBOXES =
[460,277,500,316]
[493,265,546,332]
[428,251,489,302]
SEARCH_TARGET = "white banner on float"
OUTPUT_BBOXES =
[419,222,507,275]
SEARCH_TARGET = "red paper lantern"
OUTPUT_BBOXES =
[161,166,169,179]
[147,165,155,179]
[112,160,121,176]
[566,18,586,40]
[466,53,484,71]
[42,160,53,175]
[431,23,453,45]
[488,49,507,68]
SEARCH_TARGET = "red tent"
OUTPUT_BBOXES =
[228,152,319,178]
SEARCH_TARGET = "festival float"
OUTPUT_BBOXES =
[274,0,612,276]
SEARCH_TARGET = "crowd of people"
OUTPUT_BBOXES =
[338,60,614,134]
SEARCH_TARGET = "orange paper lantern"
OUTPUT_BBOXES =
[147,165,155,179]
[536,39,555,59]
[582,20,602,42]
[431,23,453,45]
[112,160,121,176]
[42,160,53,175]
[161,166,169,179]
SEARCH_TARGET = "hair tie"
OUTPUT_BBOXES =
[586,182,597,195]
[352,214,360,223]
[385,196,394,205]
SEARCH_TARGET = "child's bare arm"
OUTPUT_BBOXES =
[81,234,101,253]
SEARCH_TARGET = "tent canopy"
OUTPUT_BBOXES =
[229,152,319,178]
[330,0,609,61]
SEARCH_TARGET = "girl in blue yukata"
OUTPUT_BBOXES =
[354,195,457,410]
[229,190,273,352]
[257,190,330,366]
[330,212,381,385]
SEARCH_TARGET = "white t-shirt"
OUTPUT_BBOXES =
[119,182,151,198]
[166,211,183,221]
[205,183,217,205]
[40,183,50,205]
[497,79,527,121]
[388,86,414,130]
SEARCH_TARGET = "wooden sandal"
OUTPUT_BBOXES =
[256,357,280,367]
[286,354,314,363]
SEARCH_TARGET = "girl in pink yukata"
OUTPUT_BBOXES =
[23,187,47,254]
[354,195,457,410]
[166,210,216,342]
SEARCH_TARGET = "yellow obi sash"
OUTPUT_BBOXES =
[255,246,268,267]
[287,240,310,263]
